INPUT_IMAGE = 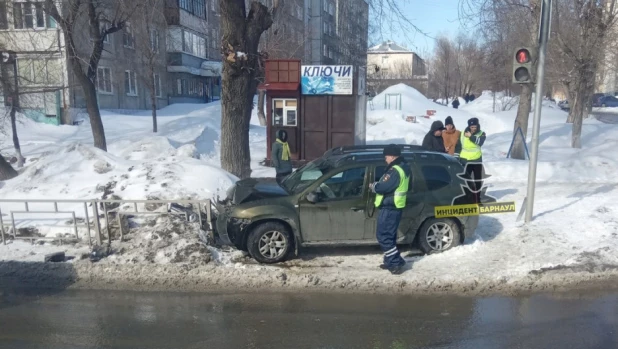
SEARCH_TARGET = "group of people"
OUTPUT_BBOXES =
[422,116,487,195]
[451,93,476,109]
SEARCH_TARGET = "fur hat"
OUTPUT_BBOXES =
[467,118,480,127]
[383,144,401,157]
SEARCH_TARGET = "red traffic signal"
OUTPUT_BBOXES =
[516,49,531,64]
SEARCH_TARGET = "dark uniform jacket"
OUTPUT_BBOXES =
[372,157,412,209]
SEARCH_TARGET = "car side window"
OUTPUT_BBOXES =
[420,165,452,191]
[318,167,367,200]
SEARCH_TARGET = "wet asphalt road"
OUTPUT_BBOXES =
[0,289,617,349]
[592,111,618,124]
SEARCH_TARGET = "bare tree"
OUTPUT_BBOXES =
[0,55,25,167]
[132,0,166,133]
[219,0,280,179]
[432,37,455,104]
[44,0,138,151]
[553,0,618,148]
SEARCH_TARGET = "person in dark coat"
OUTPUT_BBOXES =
[470,94,476,102]
[452,98,460,109]
[271,130,293,184]
[422,120,446,153]
[464,93,470,104]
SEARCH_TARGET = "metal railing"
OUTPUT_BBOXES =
[0,199,213,246]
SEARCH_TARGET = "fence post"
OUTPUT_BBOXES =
[92,200,102,245]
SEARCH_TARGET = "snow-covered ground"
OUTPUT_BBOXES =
[1,85,618,296]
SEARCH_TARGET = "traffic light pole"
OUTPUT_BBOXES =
[525,0,552,223]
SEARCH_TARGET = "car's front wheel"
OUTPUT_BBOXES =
[247,222,292,264]
[418,218,461,254]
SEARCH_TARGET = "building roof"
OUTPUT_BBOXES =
[368,41,412,53]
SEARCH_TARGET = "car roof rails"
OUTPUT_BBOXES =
[324,144,424,157]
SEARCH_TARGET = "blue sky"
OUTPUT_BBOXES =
[374,0,464,58]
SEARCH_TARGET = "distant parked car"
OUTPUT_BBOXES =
[558,100,570,111]
[596,96,618,108]
[592,93,607,107]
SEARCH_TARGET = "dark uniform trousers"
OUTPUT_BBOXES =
[376,208,406,268]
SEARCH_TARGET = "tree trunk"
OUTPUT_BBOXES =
[511,84,533,160]
[570,86,585,148]
[151,74,158,133]
[257,89,267,126]
[0,154,18,181]
[80,78,108,151]
[220,0,274,179]
[9,102,24,167]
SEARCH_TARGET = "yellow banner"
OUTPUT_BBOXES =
[435,202,516,218]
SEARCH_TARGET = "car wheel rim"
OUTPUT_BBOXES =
[425,223,454,251]
[258,231,287,259]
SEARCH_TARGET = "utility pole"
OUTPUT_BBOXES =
[525,0,552,223]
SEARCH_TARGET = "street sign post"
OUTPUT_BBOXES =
[525,0,552,223]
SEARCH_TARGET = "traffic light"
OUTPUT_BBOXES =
[512,47,534,84]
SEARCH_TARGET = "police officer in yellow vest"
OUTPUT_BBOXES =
[369,144,411,275]
[455,117,487,200]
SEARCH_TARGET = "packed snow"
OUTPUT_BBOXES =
[1,84,618,296]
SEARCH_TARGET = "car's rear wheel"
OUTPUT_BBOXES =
[418,218,461,254]
[602,103,607,107]
[247,222,292,264]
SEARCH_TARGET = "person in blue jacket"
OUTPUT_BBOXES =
[369,144,411,275]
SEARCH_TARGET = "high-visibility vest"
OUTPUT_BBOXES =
[374,165,410,209]
[460,131,484,161]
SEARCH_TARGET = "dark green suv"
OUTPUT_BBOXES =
[214,145,484,264]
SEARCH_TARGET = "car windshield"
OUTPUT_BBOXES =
[281,159,332,194]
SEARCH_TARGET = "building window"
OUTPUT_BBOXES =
[97,67,113,94]
[17,58,62,86]
[328,2,334,15]
[323,21,327,34]
[323,44,327,57]
[150,29,159,52]
[13,2,54,29]
[154,74,162,97]
[211,0,216,11]
[100,22,111,44]
[0,1,7,29]
[272,99,297,127]
[182,30,206,58]
[323,0,328,12]
[123,23,134,48]
[179,0,206,19]
[125,70,138,96]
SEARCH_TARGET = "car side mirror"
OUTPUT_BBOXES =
[307,191,319,204]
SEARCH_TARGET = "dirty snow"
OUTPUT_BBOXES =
[2,85,618,296]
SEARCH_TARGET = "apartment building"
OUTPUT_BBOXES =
[165,0,221,103]
[366,40,428,96]
[0,0,223,123]
[306,0,369,67]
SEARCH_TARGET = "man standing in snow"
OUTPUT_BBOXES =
[452,98,460,109]
[422,120,446,153]
[455,118,486,200]
[271,130,293,184]
[442,116,461,155]
[369,144,410,275]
